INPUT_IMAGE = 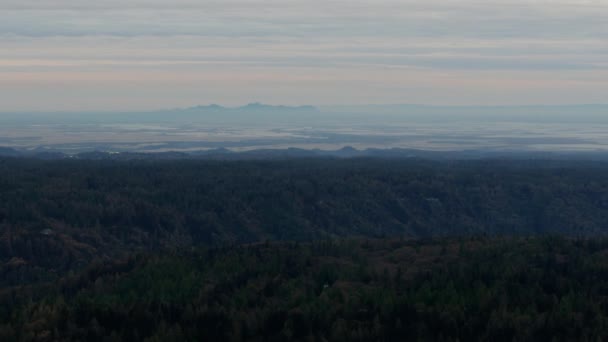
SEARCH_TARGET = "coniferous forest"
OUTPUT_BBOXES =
[3,157,608,340]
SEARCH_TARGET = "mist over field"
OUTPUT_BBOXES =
[2,104,608,155]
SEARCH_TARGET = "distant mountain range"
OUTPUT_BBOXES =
[321,104,608,123]
[1,103,607,124]
[2,103,608,155]
[178,103,317,112]
[157,103,320,124]
[3,146,608,161]
[0,103,320,124]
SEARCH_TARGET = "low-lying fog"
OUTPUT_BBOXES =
[1,104,607,154]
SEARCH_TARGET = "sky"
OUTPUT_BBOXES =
[1,0,607,111]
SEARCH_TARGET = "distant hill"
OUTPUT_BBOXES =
[2,146,608,160]
[0,103,320,125]
[5,103,608,125]
[177,103,317,113]
[0,147,19,157]
[322,104,608,123]
[158,103,320,124]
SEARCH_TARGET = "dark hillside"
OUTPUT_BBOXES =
[2,237,608,341]
[2,158,608,286]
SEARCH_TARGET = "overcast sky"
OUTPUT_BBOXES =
[1,0,607,111]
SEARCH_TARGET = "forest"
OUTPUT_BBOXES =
[2,157,608,340]
[3,237,608,341]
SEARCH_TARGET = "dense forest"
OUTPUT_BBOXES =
[2,158,608,266]
[3,157,608,340]
[3,237,608,341]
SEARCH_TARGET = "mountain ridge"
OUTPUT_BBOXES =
[175,102,318,112]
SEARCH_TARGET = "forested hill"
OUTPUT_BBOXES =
[2,157,608,285]
[4,237,608,341]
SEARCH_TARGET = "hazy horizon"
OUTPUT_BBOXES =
[2,102,608,155]
[1,0,607,111]
[2,1,607,154]
[3,102,608,114]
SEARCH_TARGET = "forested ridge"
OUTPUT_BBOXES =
[3,237,608,341]
[3,157,608,340]
[3,158,608,284]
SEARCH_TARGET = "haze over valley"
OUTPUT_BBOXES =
[2,103,608,156]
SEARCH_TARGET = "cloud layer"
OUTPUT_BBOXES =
[1,0,607,110]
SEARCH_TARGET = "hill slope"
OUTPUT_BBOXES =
[2,157,608,286]
[2,237,608,341]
